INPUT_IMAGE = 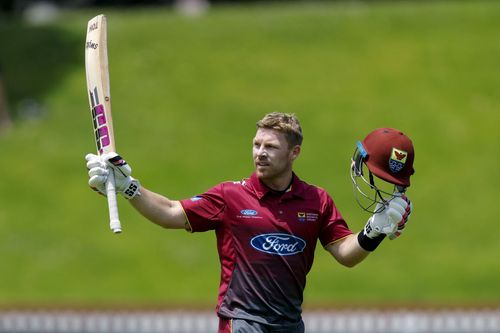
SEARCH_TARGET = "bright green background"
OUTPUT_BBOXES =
[0,1,499,308]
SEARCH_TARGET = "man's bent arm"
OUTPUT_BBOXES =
[130,186,189,230]
[325,234,369,268]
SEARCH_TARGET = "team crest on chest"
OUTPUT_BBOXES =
[297,212,306,222]
[297,211,318,223]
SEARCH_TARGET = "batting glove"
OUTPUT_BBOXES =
[388,196,413,240]
[85,152,141,199]
[364,196,412,239]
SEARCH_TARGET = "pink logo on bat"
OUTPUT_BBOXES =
[89,88,110,154]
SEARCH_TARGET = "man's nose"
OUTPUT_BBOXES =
[257,147,268,158]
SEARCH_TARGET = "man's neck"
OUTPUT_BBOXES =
[261,172,294,192]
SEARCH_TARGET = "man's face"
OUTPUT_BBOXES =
[252,128,300,183]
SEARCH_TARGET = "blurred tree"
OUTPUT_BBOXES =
[0,19,82,121]
[0,66,11,132]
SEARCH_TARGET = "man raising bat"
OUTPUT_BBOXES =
[85,112,414,333]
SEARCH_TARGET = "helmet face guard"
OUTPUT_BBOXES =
[350,141,406,213]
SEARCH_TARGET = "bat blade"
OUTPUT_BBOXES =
[85,14,121,234]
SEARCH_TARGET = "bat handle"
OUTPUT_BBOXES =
[106,171,122,233]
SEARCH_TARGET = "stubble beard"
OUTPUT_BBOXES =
[255,160,293,190]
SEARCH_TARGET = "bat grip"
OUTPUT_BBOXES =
[106,171,122,233]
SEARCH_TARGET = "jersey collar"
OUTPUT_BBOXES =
[248,172,306,200]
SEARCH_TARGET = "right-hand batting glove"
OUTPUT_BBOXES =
[85,152,141,199]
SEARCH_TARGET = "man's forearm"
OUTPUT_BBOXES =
[130,187,187,229]
[327,234,370,267]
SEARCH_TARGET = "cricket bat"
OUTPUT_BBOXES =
[85,14,121,234]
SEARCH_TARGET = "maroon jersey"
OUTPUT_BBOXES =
[180,173,352,326]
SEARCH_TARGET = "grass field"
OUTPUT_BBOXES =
[0,0,499,308]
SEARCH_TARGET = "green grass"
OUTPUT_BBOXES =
[1,1,499,308]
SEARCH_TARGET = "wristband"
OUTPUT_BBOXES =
[357,231,385,252]
[122,179,141,199]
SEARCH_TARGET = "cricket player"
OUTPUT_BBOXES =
[86,112,414,333]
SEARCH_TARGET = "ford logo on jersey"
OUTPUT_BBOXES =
[240,209,258,216]
[251,233,306,256]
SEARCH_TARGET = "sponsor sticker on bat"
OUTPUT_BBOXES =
[89,87,110,153]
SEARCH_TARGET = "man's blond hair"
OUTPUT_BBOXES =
[256,112,303,148]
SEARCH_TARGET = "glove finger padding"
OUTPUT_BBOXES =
[85,153,102,167]
[86,153,108,195]
[388,196,413,240]
[388,197,410,221]
[88,165,108,178]
[402,197,412,222]
[88,173,108,188]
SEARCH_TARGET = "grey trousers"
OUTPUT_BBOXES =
[219,317,305,333]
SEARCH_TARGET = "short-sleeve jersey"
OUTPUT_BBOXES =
[180,173,352,326]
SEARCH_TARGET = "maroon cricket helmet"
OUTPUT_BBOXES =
[361,128,415,187]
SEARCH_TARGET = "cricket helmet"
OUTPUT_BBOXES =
[351,128,415,213]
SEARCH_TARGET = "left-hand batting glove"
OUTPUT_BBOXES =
[85,152,141,199]
[358,195,412,251]
[388,196,412,239]
[364,196,412,239]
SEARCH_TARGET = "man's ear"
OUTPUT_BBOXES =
[290,145,301,161]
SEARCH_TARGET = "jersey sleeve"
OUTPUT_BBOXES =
[319,193,353,247]
[180,183,225,232]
